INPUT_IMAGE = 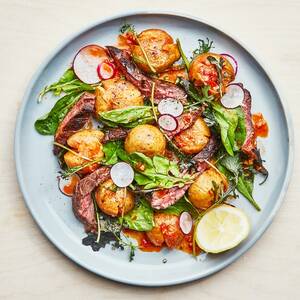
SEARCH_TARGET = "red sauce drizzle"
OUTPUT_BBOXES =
[63,175,80,196]
[252,112,269,138]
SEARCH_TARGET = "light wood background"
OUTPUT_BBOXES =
[0,0,299,299]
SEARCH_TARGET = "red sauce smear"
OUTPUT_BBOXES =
[252,112,269,138]
[123,229,162,252]
[63,175,80,196]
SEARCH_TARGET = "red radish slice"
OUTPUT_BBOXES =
[158,114,178,131]
[110,162,134,188]
[220,84,245,109]
[97,61,116,80]
[57,174,80,197]
[157,99,184,117]
[179,212,193,234]
[73,45,108,84]
[220,53,238,76]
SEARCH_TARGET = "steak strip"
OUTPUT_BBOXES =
[54,92,96,154]
[103,127,129,143]
[72,167,110,232]
[106,46,187,103]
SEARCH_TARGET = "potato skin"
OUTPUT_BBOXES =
[64,129,104,174]
[146,213,184,248]
[188,168,228,209]
[174,117,211,154]
[189,53,235,95]
[125,124,166,157]
[95,179,135,217]
[95,78,143,114]
[132,29,180,73]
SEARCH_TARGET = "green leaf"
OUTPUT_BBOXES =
[191,38,214,60]
[39,69,94,101]
[219,154,240,177]
[153,156,170,175]
[237,175,261,211]
[103,141,123,165]
[161,197,198,219]
[121,199,154,231]
[99,106,154,128]
[34,92,83,135]
[234,107,247,149]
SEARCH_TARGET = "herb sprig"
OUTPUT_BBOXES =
[191,38,214,60]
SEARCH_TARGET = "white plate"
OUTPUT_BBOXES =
[15,11,293,286]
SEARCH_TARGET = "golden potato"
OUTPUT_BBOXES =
[189,53,235,95]
[132,29,180,73]
[95,78,144,114]
[125,124,166,157]
[146,213,184,248]
[64,129,104,174]
[174,117,210,154]
[188,168,228,209]
[95,179,135,217]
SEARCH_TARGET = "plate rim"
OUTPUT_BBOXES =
[14,10,294,286]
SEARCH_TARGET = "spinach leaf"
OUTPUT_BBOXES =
[34,92,83,135]
[39,69,94,101]
[161,197,198,219]
[99,106,154,128]
[103,141,123,165]
[121,198,154,231]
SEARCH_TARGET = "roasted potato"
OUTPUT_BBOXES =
[158,66,188,83]
[125,124,166,157]
[174,117,210,154]
[64,129,104,174]
[189,53,235,95]
[95,78,144,114]
[146,213,184,248]
[188,168,228,209]
[95,179,135,217]
[132,29,180,73]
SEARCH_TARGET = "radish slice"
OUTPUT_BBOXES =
[97,61,116,80]
[57,174,80,197]
[73,45,108,84]
[157,99,184,117]
[110,162,134,188]
[158,114,178,131]
[220,53,238,76]
[179,212,193,234]
[220,84,244,109]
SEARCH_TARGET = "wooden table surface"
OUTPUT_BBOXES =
[1,0,299,299]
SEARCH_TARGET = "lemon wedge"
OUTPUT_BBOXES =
[195,204,250,253]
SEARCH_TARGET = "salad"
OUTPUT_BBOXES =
[34,24,269,261]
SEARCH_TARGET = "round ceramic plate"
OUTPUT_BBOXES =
[15,11,293,286]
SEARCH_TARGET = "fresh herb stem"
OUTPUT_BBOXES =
[53,142,93,161]
[135,35,156,73]
[61,159,102,178]
[150,82,157,122]
[176,38,190,70]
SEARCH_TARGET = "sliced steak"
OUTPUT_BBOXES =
[72,167,110,232]
[150,184,190,210]
[103,127,129,143]
[106,46,187,103]
[54,92,96,154]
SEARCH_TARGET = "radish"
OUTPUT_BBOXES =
[110,162,134,188]
[179,212,193,234]
[57,174,80,197]
[158,114,178,131]
[97,61,116,80]
[73,45,108,84]
[220,84,244,109]
[157,99,184,117]
[220,53,238,76]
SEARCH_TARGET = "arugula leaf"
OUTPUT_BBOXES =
[99,106,154,128]
[121,199,154,231]
[191,38,214,59]
[119,23,136,34]
[161,197,198,219]
[38,69,94,102]
[102,141,123,165]
[212,103,246,156]
[34,92,83,135]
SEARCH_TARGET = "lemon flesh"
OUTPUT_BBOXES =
[195,204,250,253]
